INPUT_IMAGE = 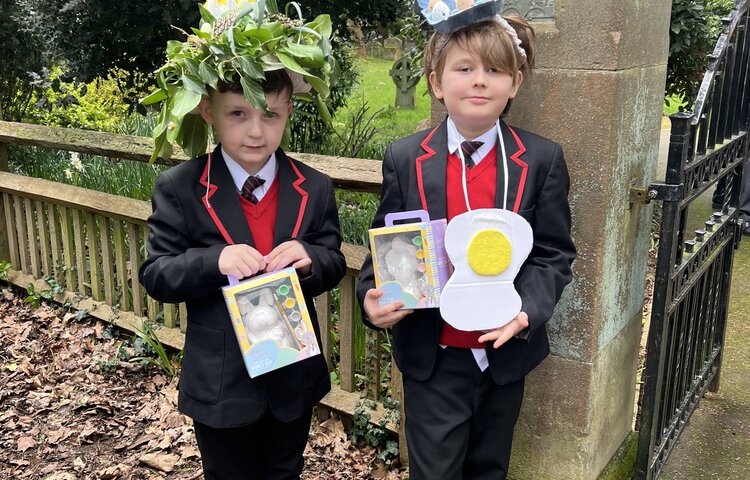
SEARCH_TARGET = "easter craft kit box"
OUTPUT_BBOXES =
[222,267,321,378]
[368,210,451,309]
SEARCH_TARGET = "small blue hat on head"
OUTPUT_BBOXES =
[416,0,503,34]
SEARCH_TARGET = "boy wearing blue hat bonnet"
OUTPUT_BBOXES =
[358,1,576,478]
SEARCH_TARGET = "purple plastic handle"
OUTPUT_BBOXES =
[227,275,240,286]
[385,209,430,226]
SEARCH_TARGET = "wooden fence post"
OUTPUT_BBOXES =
[0,105,11,263]
[390,362,408,468]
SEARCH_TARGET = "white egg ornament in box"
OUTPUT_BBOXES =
[439,208,533,331]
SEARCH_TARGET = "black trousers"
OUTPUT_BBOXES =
[403,347,525,480]
[193,409,312,480]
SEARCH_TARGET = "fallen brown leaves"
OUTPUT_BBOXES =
[303,418,402,480]
[0,288,403,479]
[0,287,201,479]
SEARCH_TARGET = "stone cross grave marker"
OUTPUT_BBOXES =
[390,55,420,109]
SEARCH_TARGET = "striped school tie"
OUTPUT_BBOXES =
[241,175,265,204]
[460,140,484,168]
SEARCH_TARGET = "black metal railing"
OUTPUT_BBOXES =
[635,1,750,479]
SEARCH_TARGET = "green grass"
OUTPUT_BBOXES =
[328,56,430,246]
[336,56,432,159]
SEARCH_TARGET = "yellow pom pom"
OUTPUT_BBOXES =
[467,230,512,276]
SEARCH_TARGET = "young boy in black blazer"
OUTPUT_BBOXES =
[141,68,345,479]
[139,6,345,475]
[358,12,576,480]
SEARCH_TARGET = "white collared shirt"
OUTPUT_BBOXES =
[446,118,498,167]
[222,147,278,202]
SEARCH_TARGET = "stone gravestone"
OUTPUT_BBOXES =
[370,42,384,59]
[390,55,420,109]
[384,36,404,60]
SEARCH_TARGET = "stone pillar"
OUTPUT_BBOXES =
[508,2,670,478]
[430,1,671,478]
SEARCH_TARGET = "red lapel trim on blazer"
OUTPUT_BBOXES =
[199,153,235,244]
[286,156,308,238]
[507,126,528,213]
[415,125,441,211]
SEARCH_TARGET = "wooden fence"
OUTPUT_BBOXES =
[0,120,407,462]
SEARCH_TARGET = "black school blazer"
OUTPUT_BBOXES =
[140,145,346,428]
[357,119,576,385]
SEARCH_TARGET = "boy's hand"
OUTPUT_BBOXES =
[363,288,413,328]
[218,244,266,278]
[266,240,312,275]
[477,312,530,349]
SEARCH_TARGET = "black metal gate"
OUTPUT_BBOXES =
[635,1,750,479]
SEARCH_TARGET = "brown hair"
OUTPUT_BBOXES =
[424,16,535,114]
[213,69,293,100]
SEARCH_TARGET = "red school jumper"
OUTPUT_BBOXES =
[439,144,498,349]
[238,176,280,256]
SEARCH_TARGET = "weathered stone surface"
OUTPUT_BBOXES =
[396,89,416,109]
[586,314,641,473]
[530,0,671,71]
[510,316,641,479]
[384,36,404,60]
[508,65,665,363]
[366,41,383,59]
[502,0,556,21]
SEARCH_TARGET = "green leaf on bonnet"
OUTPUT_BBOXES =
[178,114,209,158]
[240,76,267,110]
[198,62,219,90]
[284,43,324,68]
[276,51,307,76]
[171,88,202,119]
[140,89,167,106]
[181,74,207,95]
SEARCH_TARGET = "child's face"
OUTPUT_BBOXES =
[199,89,292,175]
[429,44,522,139]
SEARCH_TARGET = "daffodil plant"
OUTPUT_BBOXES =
[142,0,334,162]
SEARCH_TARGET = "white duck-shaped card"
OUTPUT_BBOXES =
[439,208,533,331]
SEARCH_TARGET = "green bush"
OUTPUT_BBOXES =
[1,0,47,122]
[667,0,736,109]
[25,67,132,132]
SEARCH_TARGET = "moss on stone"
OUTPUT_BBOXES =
[597,432,638,480]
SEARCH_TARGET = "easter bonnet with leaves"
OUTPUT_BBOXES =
[143,0,334,162]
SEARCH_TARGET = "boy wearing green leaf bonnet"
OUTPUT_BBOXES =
[139,2,345,478]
